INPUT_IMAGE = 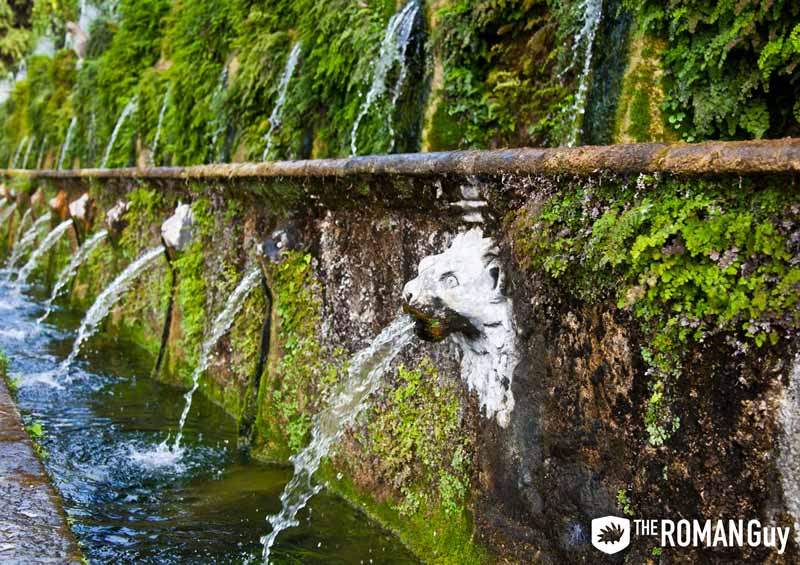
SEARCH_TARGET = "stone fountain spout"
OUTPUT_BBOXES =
[160,202,195,253]
[68,193,95,240]
[257,226,301,264]
[49,190,70,221]
[104,200,130,236]
[402,228,518,428]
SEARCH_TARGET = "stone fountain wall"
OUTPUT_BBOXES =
[2,162,800,563]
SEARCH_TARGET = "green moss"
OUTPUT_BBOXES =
[614,33,673,143]
[508,176,800,444]
[625,0,800,141]
[340,358,485,563]
[172,197,214,365]
[253,250,341,459]
[432,0,584,149]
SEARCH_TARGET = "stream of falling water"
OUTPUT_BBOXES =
[262,42,301,161]
[5,213,52,271]
[0,201,17,225]
[128,268,263,469]
[209,68,230,162]
[38,229,108,323]
[261,314,416,562]
[173,268,262,449]
[12,208,32,245]
[59,246,163,375]
[564,0,603,147]
[350,1,419,156]
[35,137,47,169]
[101,96,139,168]
[21,136,36,169]
[151,88,171,164]
[16,219,74,284]
[10,136,27,168]
[58,117,78,170]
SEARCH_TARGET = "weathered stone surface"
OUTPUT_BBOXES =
[160,202,194,252]
[0,378,82,564]
[4,138,800,182]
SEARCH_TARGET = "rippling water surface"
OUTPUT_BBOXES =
[0,274,415,564]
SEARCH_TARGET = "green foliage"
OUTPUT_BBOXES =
[26,419,45,439]
[118,186,164,256]
[256,250,342,456]
[616,488,634,516]
[361,358,471,517]
[432,0,582,149]
[509,176,800,444]
[173,197,214,362]
[627,1,800,141]
[0,0,34,75]
[1,50,77,167]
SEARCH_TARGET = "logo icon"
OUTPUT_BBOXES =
[591,516,631,554]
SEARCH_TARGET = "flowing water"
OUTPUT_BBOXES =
[0,278,416,563]
[171,268,262,452]
[0,201,17,225]
[5,213,52,271]
[21,136,36,169]
[59,117,78,170]
[10,136,28,168]
[350,1,419,156]
[12,208,32,246]
[261,314,416,562]
[151,88,171,164]
[101,96,139,168]
[39,229,109,323]
[16,219,74,284]
[209,68,229,163]
[35,137,47,169]
[262,42,302,161]
[60,246,163,374]
[564,0,603,147]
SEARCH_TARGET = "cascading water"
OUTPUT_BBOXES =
[21,136,36,169]
[209,68,229,162]
[350,1,419,156]
[16,219,74,284]
[151,88,171,164]
[11,136,28,168]
[172,268,262,450]
[58,117,78,170]
[60,246,163,374]
[564,0,603,147]
[0,201,17,225]
[38,229,109,323]
[101,96,139,168]
[12,208,32,245]
[35,138,47,169]
[261,314,416,562]
[262,42,302,161]
[5,213,52,271]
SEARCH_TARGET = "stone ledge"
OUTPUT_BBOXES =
[2,138,800,181]
[0,376,82,564]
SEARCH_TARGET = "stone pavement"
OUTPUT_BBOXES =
[0,375,82,564]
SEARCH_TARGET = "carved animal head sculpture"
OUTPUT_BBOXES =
[402,229,518,427]
[257,226,301,264]
[68,193,95,231]
[161,202,195,253]
[403,229,505,341]
[105,200,130,236]
[49,190,70,221]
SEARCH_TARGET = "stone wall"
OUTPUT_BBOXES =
[1,161,799,562]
